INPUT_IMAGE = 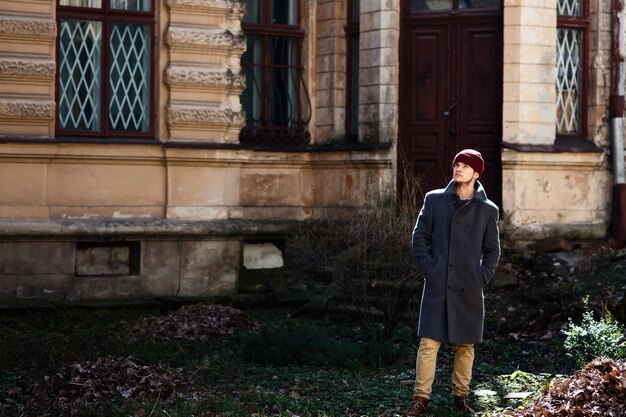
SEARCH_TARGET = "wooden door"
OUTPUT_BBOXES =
[399,2,503,206]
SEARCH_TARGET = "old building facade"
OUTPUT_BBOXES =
[0,0,622,300]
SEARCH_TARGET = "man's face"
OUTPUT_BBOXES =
[453,162,479,183]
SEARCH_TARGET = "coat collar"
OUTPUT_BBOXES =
[444,180,488,202]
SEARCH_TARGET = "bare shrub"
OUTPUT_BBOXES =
[285,166,424,341]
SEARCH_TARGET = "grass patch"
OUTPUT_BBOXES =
[0,304,583,416]
[236,322,401,368]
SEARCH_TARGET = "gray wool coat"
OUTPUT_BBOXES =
[412,180,500,345]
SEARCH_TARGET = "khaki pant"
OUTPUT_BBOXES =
[413,336,474,399]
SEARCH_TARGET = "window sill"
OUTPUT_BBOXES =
[501,137,604,153]
[0,137,161,146]
[0,137,392,153]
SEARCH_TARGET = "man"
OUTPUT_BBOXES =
[406,149,500,416]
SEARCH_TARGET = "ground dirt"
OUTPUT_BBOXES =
[1,239,625,416]
[484,240,626,416]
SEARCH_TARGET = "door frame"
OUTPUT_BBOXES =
[398,0,504,207]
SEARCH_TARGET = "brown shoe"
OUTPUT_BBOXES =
[405,396,429,416]
[453,395,475,414]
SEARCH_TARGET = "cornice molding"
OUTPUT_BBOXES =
[166,27,245,51]
[167,104,245,126]
[0,99,55,119]
[165,66,245,89]
[0,17,56,38]
[0,58,55,80]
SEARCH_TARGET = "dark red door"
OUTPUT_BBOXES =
[400,1,503,207]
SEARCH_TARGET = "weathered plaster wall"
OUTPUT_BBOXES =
[0,0,395,301]
[0,139,392,299]
[162,147,392,221]
[164,0,246,142]
[0,143,167,219]
[501,0,614,243]
[315,0,347,143]
[502,150,611,242]
[503,0,556,145]
[358,0,399,144]
[588,0,612,148]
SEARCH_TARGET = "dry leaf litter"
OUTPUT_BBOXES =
[117,302,261,341]
[3,303,260,413]
[516,357,626,417]
[4,356,196,415]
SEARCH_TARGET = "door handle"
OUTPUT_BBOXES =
[443,102,457,117]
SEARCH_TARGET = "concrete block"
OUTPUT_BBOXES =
[243,242,283,269]
[14,274,72,300]
[176,240,240,296]
[141,240,181,296]
[0,241,74,274]
[67,276,145,300]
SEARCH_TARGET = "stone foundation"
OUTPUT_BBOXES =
[0,219,296,300]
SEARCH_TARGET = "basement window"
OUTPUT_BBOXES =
[75,241,140,276]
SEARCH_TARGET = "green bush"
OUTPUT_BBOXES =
[562,298,626,367]
[236,323,401,368]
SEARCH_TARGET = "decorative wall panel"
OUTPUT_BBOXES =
[165,0,246,142]
[0,12,56,137]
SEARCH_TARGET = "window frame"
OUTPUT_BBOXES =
[345,0,359,141]
[240,0,311,146]
[556,0,589,140]
[55,0,156,139]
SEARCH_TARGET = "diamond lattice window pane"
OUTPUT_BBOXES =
[557,0,581,17]
[58,19,102,131]
[109,23,151,132]
[556,28,582,135]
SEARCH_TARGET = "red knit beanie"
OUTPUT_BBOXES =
[453,149,484,177]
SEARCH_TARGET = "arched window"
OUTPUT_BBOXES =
[240,0,311,146]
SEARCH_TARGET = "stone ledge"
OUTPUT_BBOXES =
[0,219,303,238]
[501,147,608,169]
